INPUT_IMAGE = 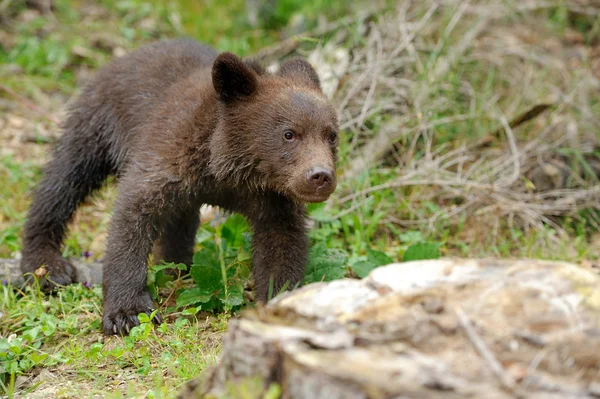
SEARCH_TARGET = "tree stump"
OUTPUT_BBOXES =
[180,258,600,399]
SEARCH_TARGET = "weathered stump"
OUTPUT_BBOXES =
[180,258,600,399]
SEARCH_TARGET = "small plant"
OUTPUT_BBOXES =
[175,214,251,312]
[303,241,349,283]
[351,249,393,278]
[403,242,441,262]
[0,282,100,393]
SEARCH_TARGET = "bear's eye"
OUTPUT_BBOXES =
[328,132,338,145]
[283,130,296,142]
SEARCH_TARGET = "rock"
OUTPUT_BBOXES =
[180,258,600,399]
[308,42,350,100]
[0,258,103,286]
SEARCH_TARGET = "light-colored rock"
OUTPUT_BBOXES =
[308,42,350,100]
[181,258,600,399]
[0,258,103,286]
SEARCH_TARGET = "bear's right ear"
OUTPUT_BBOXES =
[278,58,321,91]
[212,52,258,103]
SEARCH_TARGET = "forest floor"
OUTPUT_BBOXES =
[1,0,599,398]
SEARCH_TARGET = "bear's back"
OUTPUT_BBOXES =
[63,39,218,172]
[92,38,217,126]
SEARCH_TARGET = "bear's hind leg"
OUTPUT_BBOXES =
[21,130,112,290]
[152,206,200,272]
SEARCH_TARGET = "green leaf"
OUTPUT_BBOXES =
[23,327,41,342]
[264,384,282,399]
[352,249,393,278]
[9,343,23,355]
[352,260,377,278]
[219,285,244,308]
[154,270,175,287]
[137,313,150,323]
[195,228,214,245]
[304,243,348,284]
[366,249,393,265]
[89,343,103,354]
[192,241,220,268]
[157,323,168,333]
[151,262,187,272]
[237,251,252,263]
[403,242,441,262]
[27,352,48,365]
[190,244,224,292]
[221,214,248,248]
[307,202,330,221]
[181,307,201,316]
[186,215,252,313]
[176,287,214,308]
[41,321,56,337]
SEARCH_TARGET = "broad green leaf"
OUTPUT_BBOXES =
[192,241,220,267]
[219,285,244,308]
[366,249,393,265]
[154,270,175,288]
[8,342,23,355]
[352,249,393,278]
[195,228,214,245]
[137,313,150,323]
[403,242,441,262]
[89,343,103,353]
[181,306,201,316]
[176,287,214,308]
[191,245,223,290]
[27,352,48,365]
[23,327,41,342]
[41,322,56,337]
[221,214,248,248]
[190,263,223,292]
[151,262,187,272]
[352,260,377,278]
[304,243,348,284]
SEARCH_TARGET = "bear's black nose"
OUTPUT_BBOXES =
[307,167,333,190]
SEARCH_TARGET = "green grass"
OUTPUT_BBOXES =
[0,156,42,256]
[1,0,599,397]
[1,281,225,398]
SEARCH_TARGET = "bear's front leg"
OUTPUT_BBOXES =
[247,196,309,302]
[101,178,165,335]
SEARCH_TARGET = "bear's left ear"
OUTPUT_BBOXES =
[212,52,259,103]
[278,58,321,91]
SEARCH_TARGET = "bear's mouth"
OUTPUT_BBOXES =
[291,189,334,204]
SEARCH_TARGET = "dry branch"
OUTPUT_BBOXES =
[251,11,377,64]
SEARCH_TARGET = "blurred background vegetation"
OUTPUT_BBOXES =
[0,0,352,94]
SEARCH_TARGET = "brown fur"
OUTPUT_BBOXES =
[21,38,339,335]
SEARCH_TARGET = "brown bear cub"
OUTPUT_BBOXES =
[21,38,339,335]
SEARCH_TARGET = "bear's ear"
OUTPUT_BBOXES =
[278,58,321,91]
[212,52,258,103]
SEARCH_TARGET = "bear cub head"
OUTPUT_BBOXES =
[209,52,339,203]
